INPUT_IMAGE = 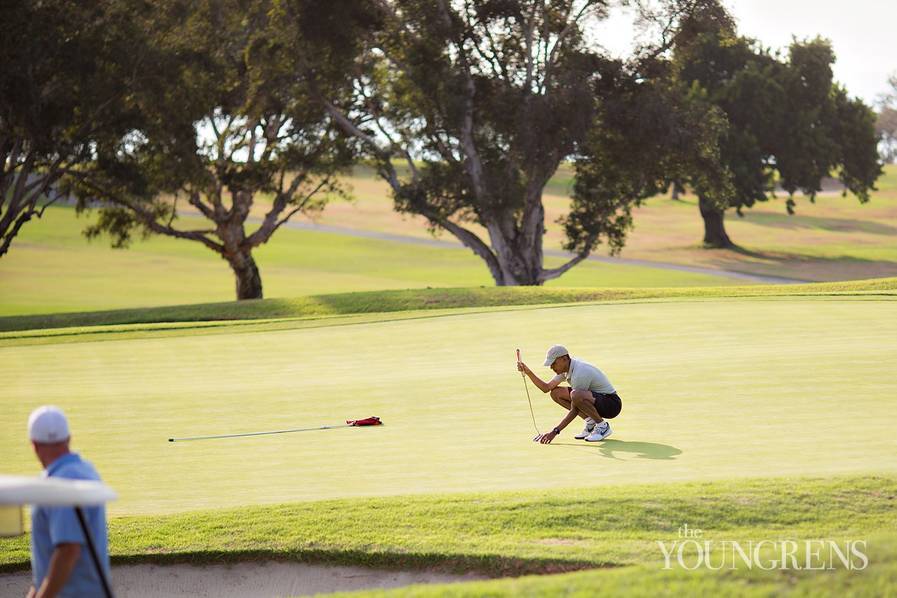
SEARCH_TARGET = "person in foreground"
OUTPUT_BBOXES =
[517,345,622,444]
[27,406,109,598]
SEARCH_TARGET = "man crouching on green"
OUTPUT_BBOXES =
[517,344,622,444]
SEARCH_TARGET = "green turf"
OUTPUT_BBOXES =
[4,164,897,317]
[0,205,742,317]
[2,277,895,334]
[2,295,895,516]
[338,543,897,597]
[2,474,894,569]
[1,475,894,596]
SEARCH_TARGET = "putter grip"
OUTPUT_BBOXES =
[516,349,521,362]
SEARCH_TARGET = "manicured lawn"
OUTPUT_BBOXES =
[286,163,897,282]
[2,277,894,334]
[0,205,743,317]
[2,475,894,596]
[2,285,895,594]
[4,165,895,317]
[2,294,895,515]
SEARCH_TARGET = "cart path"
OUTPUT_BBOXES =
[283,220,806,285]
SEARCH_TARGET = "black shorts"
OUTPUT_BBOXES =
[591,391,622,419]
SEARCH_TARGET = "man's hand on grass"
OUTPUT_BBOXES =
[537,430,558,444]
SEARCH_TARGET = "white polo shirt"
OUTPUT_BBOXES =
[551,357,616,394]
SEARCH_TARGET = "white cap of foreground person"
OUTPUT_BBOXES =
[28,406,71,443]
[543,344,569,366]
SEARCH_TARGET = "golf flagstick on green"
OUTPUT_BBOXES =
[517,349,542,442]
[168,416,382,442]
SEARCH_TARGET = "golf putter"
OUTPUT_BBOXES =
[517,349,542,442]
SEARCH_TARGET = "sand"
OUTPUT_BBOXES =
[0,562,487,597]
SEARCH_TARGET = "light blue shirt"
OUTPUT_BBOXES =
[31,453,110,598]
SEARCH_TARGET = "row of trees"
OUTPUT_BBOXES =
[1,0,884,298]
[670,8,881,247]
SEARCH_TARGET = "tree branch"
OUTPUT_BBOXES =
[186,189,216,220]
[432,211,505,284]
[35,191,63,218]
[323,100,406,194]
[253,177,332,245]
[81,179,224,253]
[542,1,593,91]
[0,208,35,258]
[523,2,538,91]
[470,25,509,81]
[245,173,318,247]
[435,0,488,202]
[539,249,591,283]
[166,194,179,228]
[324,101,388,158]
[0,157,36,237]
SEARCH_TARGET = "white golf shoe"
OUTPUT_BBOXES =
[574,418,596,440]
[585,421,612,442]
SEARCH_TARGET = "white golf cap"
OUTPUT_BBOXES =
[543,344,569,366]
[28,406,70,444]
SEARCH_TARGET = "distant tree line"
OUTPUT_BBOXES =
[669,7,882,247]
[0,0,884,297]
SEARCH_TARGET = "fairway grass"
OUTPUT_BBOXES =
[0,205,743,317]
[2,286,896,595]
[273,163,897,283]
[1,277,895,334]
[1,475,894,595]
[3,165,896,317]
[2,294,896,514]
[3,165,895,596]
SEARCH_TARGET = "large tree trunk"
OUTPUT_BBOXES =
[485,218,543,286]
[226,251,263,300]
[699,195,735,248]
[491,247,542,286]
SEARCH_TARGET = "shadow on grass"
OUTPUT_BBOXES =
[696,248,897,282]
[742,211,897,236]
[551,439,682,460]
[597,440,682,460]
[0,548,610,578]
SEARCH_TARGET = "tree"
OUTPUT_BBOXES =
[0,0,144,258]
[672,13,882,248]
[569,64,733,258]
[75,0,379,299]
[325,0,730,285]
[878,74,897,164]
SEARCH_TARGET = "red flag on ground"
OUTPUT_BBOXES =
[347,416,382,426]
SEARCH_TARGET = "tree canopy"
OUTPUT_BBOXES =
[326,0,731,285]
[671,10,882,247]
[6,0,884,292]
[73,0,379,299]
[0,0,145,257]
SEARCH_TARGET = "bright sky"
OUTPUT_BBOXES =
[595,1,897,105]
[729,0,897,105]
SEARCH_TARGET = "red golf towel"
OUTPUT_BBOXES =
[347,416,382,426]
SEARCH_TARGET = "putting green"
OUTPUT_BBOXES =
[2,297,896,515]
